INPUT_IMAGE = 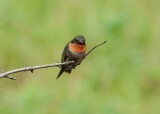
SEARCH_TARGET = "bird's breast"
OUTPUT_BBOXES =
[69,43,86,53]
[67,48,85,65]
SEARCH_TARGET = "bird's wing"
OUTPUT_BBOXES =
[61,43,69,62]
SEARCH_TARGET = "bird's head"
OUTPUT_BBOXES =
[71,35,86,45]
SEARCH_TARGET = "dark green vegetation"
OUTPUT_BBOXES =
[0,0,160,114]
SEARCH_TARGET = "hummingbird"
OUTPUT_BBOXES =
[57,35,86,79]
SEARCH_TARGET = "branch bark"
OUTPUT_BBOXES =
[0,40,106,80]
[0,61,74,80]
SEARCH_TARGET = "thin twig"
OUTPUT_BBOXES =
[86,41,107,57]
[4,75,16,80]
[0,61,74,79]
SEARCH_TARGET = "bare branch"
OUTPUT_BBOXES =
[0,61,74,79]
[86,41,107,57]
[0,40,107,80]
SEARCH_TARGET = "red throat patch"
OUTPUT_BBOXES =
[69,43,86,53]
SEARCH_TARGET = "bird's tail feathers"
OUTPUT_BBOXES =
[56,67,72,79]
[56,68,65,79]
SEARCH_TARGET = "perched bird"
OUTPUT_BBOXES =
[57,35,86,79]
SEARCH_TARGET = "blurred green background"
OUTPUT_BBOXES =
[0,0,160,114]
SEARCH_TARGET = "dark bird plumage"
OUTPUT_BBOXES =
[57,35,86,79]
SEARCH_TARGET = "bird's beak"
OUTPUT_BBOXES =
[80,40,85,45]
[79,40,85,44]
[80,40,83,44]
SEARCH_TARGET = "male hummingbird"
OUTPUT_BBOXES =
[57,35,86,79]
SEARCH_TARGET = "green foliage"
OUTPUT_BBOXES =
[0,0,160,114]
